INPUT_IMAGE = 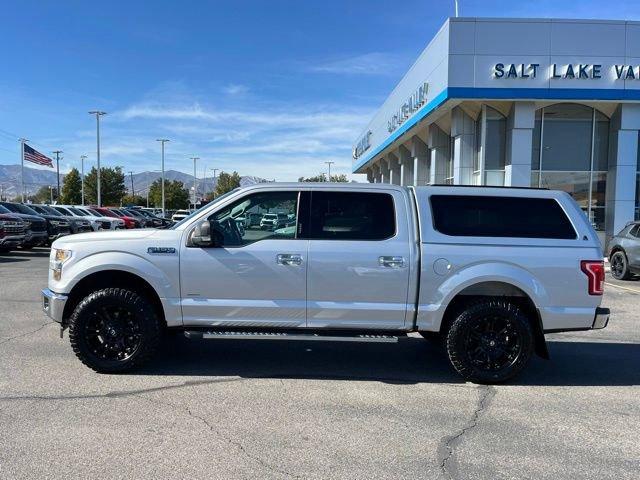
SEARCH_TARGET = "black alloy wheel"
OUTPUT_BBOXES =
[69,288,162,373]
[445,299,534,384]
[610,251,631,280]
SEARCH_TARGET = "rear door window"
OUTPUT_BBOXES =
[307,191,395,240]
[430,195,577,239]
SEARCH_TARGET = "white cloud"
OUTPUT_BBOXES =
[223,84,250,96]
[309,52,404,76]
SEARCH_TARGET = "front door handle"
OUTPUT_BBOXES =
[379,256,405,268]
[277,253,303,266]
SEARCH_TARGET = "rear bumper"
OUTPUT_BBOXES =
[592,307,610,329]
[42,288,68,324]
[543,306,610,333]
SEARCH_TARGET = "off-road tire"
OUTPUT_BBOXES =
[610,251,632,280]
[445,299,534,384]
[68,288,162,373]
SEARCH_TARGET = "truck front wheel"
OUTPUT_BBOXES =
[445,299,534,384]
[68,288,162,373]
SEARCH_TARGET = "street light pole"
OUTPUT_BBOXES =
[89,111,106,206]
[190,157,199,207]
[128,171,135,198]
[324,161,335,181]
[156,139,170,217]
[80,155,87,205]
[53,150,62,199]
[211,168,219,199]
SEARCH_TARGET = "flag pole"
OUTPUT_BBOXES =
[19,138,27,202]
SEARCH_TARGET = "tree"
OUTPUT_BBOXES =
[121,194,147,207]
[84,166,126,206]
[28,185,57,204]
[215,171,241,197]
[298,173,348,183]
[61,168,82,204]
[148,179,189,210]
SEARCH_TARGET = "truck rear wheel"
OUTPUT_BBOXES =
[68,288,162,373]
[445,299,534,384]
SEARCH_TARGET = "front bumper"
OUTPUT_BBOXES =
[592,307,610,329]
[23,231,48,247]
[42,288,68,324]
[0,234,25,248]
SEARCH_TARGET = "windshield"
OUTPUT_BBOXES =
[18,204,40,215]
[86,208,103,217]
[0,205,11,214]
[42,205,62,216]
[170,188,240,229]
[69,207,86,216]
[54,206,73,216]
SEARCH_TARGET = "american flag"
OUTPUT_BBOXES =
[23,144,53,167]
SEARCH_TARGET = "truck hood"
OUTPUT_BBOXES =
[51,228,168,248]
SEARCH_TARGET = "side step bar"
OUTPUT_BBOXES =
[184,330,402,343]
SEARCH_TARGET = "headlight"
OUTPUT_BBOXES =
[50,248,72,281]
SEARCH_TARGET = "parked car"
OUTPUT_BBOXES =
[32,205,93,236]
[121,208,154,228]
[51,206,102,232]
[0,213,26,253]
[0,202,48,249]
[109,208,142,229]
[56,205,117,231]
[608,221,640,280]
[134,209,172,228]
[260,212,287,230]
[14,204,72,245]
[91,207,138,229]
[245,212,262,228]
[171,209,190,222]
[43,184,609,383]
[72,206,125,230]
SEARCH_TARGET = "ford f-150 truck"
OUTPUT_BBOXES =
[42,184,609,383]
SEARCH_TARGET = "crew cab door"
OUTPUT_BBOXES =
[179,189,308,328]
[305,189,412,330]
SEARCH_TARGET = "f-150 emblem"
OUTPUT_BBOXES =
[147,247,176,254]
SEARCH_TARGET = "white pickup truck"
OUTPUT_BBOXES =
[42,184,609,383]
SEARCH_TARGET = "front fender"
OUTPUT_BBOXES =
[417,261,548,331]
[51,250,179,301]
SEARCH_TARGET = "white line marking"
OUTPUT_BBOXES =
[605,282,640,294]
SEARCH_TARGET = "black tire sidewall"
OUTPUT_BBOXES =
[445,300,534,384]
[611,251,629,280]
[68,288,161,373]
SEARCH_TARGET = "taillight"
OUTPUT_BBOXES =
[581,260,604,295]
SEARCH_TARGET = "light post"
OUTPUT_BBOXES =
[324,161,335,181]
[156,139,170,217]
[48,185,53,204]
[191,156,199,207]
[88,111,106,206]
[211,168,219,199]
[80,155,87,205]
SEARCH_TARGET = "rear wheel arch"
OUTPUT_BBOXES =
[437,281,548,360]
[62,270,166,329]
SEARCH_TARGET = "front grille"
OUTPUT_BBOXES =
[100,220,111,229]
[3,222,25,234]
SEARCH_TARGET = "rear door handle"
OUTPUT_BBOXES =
[277,253,303,266]
[379,256,405,268]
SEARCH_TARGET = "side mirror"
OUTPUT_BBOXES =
[190,220,225,248]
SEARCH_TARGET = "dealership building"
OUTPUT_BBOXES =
[353,17,640,243]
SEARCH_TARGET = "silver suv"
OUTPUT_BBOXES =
[608,221,640,280]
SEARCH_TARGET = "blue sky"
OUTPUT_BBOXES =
[1,0,640,181]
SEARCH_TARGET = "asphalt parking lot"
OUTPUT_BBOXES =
[0,249,638,480]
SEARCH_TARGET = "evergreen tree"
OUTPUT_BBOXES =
[214,171,241,196]
[148,179,189,210]
[61,168,82,204]
[84,166,126,205]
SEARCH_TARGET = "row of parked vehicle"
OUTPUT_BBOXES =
[0,202,172,253]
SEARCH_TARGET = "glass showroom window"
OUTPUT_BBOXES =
[531,103,609,231]
[483,106,506,186]
[444,137,454,184]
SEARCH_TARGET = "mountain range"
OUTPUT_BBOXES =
[0,164,268,198]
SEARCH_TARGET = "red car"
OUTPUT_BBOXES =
[91,206,140,229]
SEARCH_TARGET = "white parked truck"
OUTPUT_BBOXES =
[42,184,609,383]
